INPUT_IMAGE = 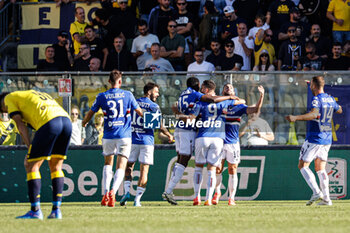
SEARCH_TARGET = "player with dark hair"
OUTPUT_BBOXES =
[120,82,173,207]
[0,90,72,219]
[82,70,143,207]
[213,83,264,206]
[286,76,342,206]
[162,77,245,205]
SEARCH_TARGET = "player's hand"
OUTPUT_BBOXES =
[258,85,265,95]
[167,134,174,144]
[285,115,296,122]
[230,95,240,100]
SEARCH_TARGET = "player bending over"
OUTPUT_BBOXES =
[0,90,72,219]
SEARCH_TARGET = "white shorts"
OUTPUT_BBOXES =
[174,128,180,152]
[177,128,196,156]
[195,137,223,167]
[102,138,132,158]
[299,141,331,163]
[129,144,154,165]
[221,142,240,164]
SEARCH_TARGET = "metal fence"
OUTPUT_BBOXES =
[0,71,349,145]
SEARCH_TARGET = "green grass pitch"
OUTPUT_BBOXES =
[1,200,350,233]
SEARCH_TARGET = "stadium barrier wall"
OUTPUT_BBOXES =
[0,145,349,203]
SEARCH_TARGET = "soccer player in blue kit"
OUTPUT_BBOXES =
[213,83,265,206]
[120,82,173,207]
[162,77,242,205]
[286,76,342,206]
[82,70,143,207]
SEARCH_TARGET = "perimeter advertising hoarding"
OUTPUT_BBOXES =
[0,147,348,202]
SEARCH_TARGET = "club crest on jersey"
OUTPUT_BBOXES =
[143,111,161,129]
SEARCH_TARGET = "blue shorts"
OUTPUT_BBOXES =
[27,117,72,162]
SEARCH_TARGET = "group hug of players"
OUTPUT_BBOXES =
[0,70,341,219]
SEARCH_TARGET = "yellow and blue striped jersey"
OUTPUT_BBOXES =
[0,119,18,145]
[4,90,70,130]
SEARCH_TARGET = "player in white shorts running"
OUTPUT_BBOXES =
[120,82,173,207]
[83,70,143,207]
[286,76,342,206]
[213,83,265,206]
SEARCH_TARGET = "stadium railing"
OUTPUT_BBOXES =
[0,71,349,145]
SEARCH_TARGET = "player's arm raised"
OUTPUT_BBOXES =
[285,108,319,122]
[246,85,265,114]
[11,114,30,147]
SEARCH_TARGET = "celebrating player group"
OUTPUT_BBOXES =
[0,70,341,219]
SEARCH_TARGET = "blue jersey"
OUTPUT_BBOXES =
[176,87,204,130]
[307,93,340,145]
[132,97,160,145]
[91,88,139,139]
[223,104,248,144]
[193,99,236,139]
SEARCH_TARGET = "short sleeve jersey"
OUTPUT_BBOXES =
[177,87,204,131]
[5,90,69,130]
[69,21,88,55]
[307,93,340,145]
[223,104,248,144]
[91,88,140,139]
[193,99,236,139]
[132,97,160,145]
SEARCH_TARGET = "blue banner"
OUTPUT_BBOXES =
[307,84,350,144]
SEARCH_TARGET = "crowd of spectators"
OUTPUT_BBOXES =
[3,0,350,72]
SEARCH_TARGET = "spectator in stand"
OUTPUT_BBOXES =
[73,43,92,71]
[343,40,350,58]
[266,0,296,41]
[84,25,108,70]
[253,49,275,71]
[94,8,124,51]
[103,0,137,49]
[160,20,186,71]
[89,57,101,72]
[218,40,244,71]
[100,0,139,16]
[139,0,158,22]
[70,106,85,146]
[131,20,160,71]
[248,14,270,41]
[254,28,276,67]
[84,112,104,145]
[173,0,195,67]
[278,25,304,70]
[324,42,350,70]
[206,39,225,70]
[187,49,215,84]
[52,31,73,71]
[70,7,88,56]
[239,112,274,146]
[221,5,243,41]
[326,0,350,44]
[148,0,176,41]
[199,0,226,17]
[198,1,221,52]
[233,0,260,29]
[105,36,137,71]
[145,43,175,72]
[232,22,254,70]
[297,43,325,71]
[306,24,332,59]
[278,7,310,44]
[37,46,63,71]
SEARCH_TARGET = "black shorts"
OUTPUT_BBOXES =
[27,117,72,162]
